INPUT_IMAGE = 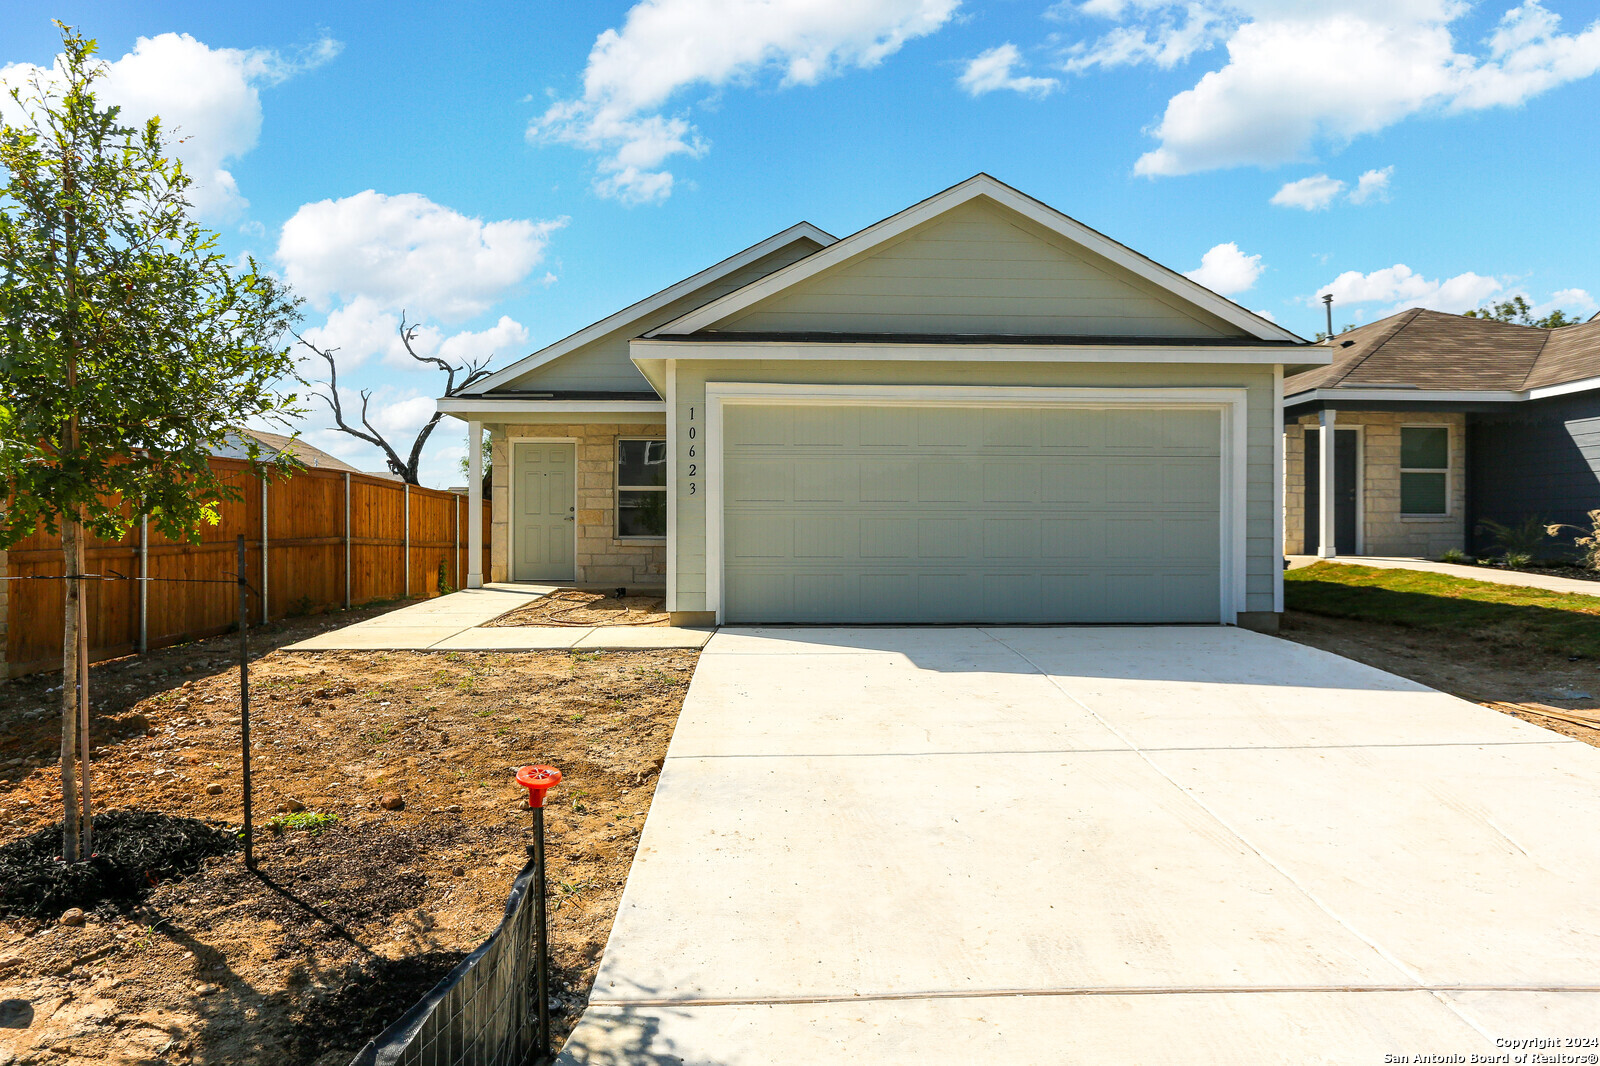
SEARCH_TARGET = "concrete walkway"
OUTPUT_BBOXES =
[559,627,1600,1064]
[282,584,713,652]
[1289,554,1600,597]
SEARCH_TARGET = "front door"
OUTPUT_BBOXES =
[513,442,575,581]
[1305,427,1359,555]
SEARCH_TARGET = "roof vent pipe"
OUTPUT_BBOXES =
[1322,293,1334,340]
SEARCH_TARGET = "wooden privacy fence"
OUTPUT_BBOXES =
[1,458,490,678]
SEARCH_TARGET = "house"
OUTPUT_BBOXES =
[437,174,1326,629]
[213,428,379,476]
[1283,308,1600,558]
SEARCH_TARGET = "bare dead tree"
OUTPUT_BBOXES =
[295,313,494,484]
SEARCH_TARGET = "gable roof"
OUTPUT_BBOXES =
[214,429,367,474]
[1284,309,1600,399]
[472,222,835,394]
[647,174,1303,344]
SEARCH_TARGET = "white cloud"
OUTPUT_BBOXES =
[276,191,564,319]
[1184,241,1263,295]
[1527,287,1597,322]
[1270,173,1346,210]
[1348,165,1393,204]
[297,298,530,374]
[1316,263,1504,316]
[958,43,1059,96]
[1271,166,1392,208]
[533,0,960,203]
[1062,3,1228,72]
[1058,1,1600,177]
[1252,308,1277,322]
[1,32,338,216]
[1547,287,1597,314]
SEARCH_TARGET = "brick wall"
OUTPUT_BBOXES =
[490,422,668,587]
[1284,410,1466,557]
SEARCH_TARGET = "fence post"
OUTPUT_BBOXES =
[403,482,411,600]
[344,472,352,610]
[137,515,148,655]
[260,477,269,624]
[237,535,254,870]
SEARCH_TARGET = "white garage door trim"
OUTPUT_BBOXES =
[705,383,1249,624]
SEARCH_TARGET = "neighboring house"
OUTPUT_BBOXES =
[1284,309,1600,558]
[213,428,382,476]
[439,174,1325,629]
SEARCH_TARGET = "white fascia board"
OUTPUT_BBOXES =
[630,337,1316,366]
[1283,387,1526,406]
[1527,375,1600,400]
[435,398,666,421]
[648,174,1304,344]
[472,222,836,394]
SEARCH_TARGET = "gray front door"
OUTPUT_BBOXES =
[513,442,575,582]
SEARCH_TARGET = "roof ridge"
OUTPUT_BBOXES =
[1327,307,1424,386]
[1518,325,1557,391]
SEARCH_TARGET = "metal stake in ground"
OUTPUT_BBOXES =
[236,535,255,870]
[515,764,562,1062]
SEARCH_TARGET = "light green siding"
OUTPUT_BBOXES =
[669,360,1279,619]
[500,240,827,394]
[721,404,1223,623]
[714,201,1247,338]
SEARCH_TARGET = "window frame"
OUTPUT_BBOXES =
[615,437,668,541]
[1399,424,1451,517]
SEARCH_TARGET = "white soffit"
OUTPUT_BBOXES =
[647,174,1304,345]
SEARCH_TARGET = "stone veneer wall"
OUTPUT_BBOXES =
[1284,410,1466,557]
[490,423,668,587]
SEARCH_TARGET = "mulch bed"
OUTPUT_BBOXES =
[0,811,238,921]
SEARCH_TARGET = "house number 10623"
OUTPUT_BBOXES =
[686,405,697,494]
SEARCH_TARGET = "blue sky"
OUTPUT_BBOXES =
[6,1,1599,485]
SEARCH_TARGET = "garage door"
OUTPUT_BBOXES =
[720,403,1222,624]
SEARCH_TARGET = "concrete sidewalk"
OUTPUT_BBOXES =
[282,584,713,652]
[1290,554,1600,597]
[559,627,1600,1064]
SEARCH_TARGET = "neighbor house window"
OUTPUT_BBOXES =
[616,439,667,538]
[1400,426,1449,515]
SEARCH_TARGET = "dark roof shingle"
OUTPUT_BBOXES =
[1284,308,1597,397]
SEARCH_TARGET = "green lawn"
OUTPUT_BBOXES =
[1284,562,1600,658]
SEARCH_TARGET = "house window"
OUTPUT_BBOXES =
[1400,426,1449,515]
[616,439,667,538]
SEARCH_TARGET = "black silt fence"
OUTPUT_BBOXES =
[349,856,544,1066]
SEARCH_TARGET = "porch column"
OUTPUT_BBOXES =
[467,420,484,588]
[1318,409,1337,559]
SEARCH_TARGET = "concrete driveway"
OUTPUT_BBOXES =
[558,628,1600,1064]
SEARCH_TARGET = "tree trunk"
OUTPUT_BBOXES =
[60,516,82,862]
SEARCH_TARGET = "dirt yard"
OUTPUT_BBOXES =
[0,606,696,1066]
[484,588,668,628]
[1281,610,1600,746]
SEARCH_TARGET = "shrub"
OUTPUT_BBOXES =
[1438,548,1470,564]
[1477,516,1550,563]
[1500,551,1533,570]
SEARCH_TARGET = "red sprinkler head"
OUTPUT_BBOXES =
[515,764,563,809]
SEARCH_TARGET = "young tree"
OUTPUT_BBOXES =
[295,315,493,485]
[1465,295,1581,329]
[0,24,301,860]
